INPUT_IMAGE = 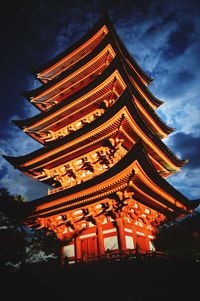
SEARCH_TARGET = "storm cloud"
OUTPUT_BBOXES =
[0,0,199,200]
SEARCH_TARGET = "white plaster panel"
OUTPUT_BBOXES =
[103,228,116,234]
[125,235,134,249]
[125,228,132,233]
[136,231,145,236]
[149,240,155,251]
[104,236,118,251]
[63,245,75,257]
[80,233,95,239]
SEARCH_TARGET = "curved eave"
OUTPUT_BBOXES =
[12,119,27,130]
[128,85,175,135]
[1,154,18,166]
[106,16,153,84]
[123,61,163,108]
[3,89,186,171]
[12,58,123,131]
[131,76,163,108]
[15,56,169,140]
[22,33,116,101]
[29,12,152,87]
[190,199,200,209]
[23,19,155,106]
[29,14,111,77]
[116,38,153,84]
[137,141,193,209]
[25,140,194,220]
[112,55,173,134]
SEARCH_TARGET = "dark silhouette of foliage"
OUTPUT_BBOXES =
[0,188,60,271]
[154,211,200,260]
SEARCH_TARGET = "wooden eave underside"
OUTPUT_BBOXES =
[14,58,173,146]
[23,35,116,111]
[30,13,152,85]
[15,60,123,128]
[24,141,193,223]
[4,89,186,175]
[15,69,126,145]
[23,31,161,112]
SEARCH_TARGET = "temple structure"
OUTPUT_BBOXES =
[3,13,197,264]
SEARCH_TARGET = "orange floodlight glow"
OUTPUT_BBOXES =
[38,26,109,81]
[4,14,194,262]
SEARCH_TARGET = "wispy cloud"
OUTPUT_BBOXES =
[0,115,48,200]
[113,0,200,199]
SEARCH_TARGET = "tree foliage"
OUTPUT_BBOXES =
[0,188,60,271]
[154,211,200,261]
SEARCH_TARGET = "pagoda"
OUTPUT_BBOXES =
[3,13,197,264]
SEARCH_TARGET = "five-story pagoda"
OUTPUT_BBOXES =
[3,13,196,264]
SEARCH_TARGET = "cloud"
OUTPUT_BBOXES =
[0,117,48,201]
[166,22,194,58]
[168,167,200,200]
[167,132,200,168]
[1,0,199,201]
[113,0,200,199]
[0,165,48,201]
[164,131,200,199]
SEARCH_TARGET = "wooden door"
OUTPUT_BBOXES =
[81,236,98,261]
[137,235,147,252]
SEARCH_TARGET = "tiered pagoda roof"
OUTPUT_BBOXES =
[23,140,193,221]
[30,13,152,85]
[22,31,161,113]
[3,13,196,249]
[13,58,173,145]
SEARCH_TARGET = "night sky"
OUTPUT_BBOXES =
[0,0,199,201]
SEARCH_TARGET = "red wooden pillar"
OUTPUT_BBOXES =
[75,235,82,263]
[60,245,65,268]
[143,228,150,252]
[97,223,104,256]
[131,224,137,250]
[116,218,126,251]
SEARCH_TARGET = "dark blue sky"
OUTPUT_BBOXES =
[0,0,199,201]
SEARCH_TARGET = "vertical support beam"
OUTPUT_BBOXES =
[143,227,149,252]
[75,235,82,263]
[60,244,65,268]
[131,224,137,250]
[116,218,126,251]
[97,223,104,256]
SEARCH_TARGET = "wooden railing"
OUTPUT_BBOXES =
[73,249,167,264]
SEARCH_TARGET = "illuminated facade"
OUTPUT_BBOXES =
[4,13,196,264]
